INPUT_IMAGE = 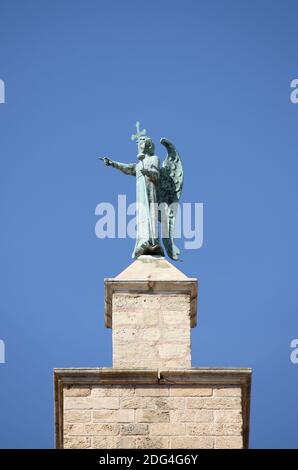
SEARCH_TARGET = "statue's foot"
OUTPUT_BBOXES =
[134,241,150,258]
[134,240,165,258]
[148,244,165,257]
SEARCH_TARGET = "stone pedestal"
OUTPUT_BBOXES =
[104,256,197,369]
[54,368,251,449]
[54,256,252,449]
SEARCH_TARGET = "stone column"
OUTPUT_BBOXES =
[104,256,197,369]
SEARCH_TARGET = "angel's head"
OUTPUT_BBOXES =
[138,136,155,156]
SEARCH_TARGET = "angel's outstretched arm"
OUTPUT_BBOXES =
[100,157,136,176]
[112,160,136,176]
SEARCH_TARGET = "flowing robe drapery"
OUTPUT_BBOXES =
[112,155,163,258]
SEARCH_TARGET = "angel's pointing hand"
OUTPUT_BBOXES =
[99,157,112,166]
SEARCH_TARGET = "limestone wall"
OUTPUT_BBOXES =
[63,383,244,449]
[112,293,191,369]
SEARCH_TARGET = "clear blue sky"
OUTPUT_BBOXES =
[0,0,297,448]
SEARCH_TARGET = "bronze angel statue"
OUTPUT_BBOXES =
[99,122,184,260]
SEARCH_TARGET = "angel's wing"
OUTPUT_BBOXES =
[157,138,184,260]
